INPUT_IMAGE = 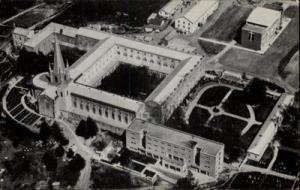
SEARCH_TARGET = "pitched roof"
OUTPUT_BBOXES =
[246,7,281,27]
[160,0,181,14]
[182,0,218,23]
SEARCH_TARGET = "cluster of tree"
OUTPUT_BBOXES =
[175,170,196,190]
[75,117,98,139]
[43,151,85,186]
[39,121,69,145]
[241,78,267,105]
[3,152,40,182]
[16,48,51,76]
[99,65,163,100]
[1,117,39,148]
[276,91,299,149]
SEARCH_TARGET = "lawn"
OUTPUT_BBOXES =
[241,124,261,149]
[188,107,211,127]
[208,115,247,134]
[97,64,165,101]
[7,11,45,28]
[223,90,250,118]
[198,86,230,107]
[228,172,294,189]
[252,97,277,122]
[91,161,149,189]
[53,0,169,27]
[220,6,299,82]
[198,40,225,55]
[201,5,253,42]
[186,114,248,162]
[272,149,300,176]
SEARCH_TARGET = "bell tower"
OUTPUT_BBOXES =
[49,35,70,85]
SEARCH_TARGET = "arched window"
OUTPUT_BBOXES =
[86,104,89,112]
[99,108,102,115]
[73,101,77,107]
[112,112,115,120]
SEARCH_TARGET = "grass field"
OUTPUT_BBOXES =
[223,90,250,118]
[201,5,252,42]
[6,4,59,28]
[208,115,247,133]
[280,50,299,89]
[198,86,230,107]
[198,40,225,55]
[189,107,211,127]
[53,0,169,27]
[220,6,299,86]
[252,97,277,122]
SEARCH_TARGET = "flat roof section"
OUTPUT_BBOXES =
[246,7,281,27]
[128,119,224,156]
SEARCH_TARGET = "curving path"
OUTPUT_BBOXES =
[2,76,43,133]
[185,83,262,135]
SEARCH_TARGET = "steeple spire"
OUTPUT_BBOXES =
[53,35,65,74]
[49,35,70,85]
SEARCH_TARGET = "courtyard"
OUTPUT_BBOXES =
[97,63,165,101]
[167,76,281,162]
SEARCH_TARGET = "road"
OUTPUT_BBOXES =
[1,3,45,25]
[240,164,297,180]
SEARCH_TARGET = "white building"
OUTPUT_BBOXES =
[175,0,219,34]
[12,27,34,48]
[29,23,206,135]
[158,0,182,18]
[241,7,281,50]
[247,93,288,161]
[126,119,224,178]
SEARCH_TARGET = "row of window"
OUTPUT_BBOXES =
[73,99,130,124]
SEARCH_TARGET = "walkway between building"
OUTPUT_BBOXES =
[241,164,297,180]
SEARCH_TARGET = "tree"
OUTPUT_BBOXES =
[86,117,99,137]
[43,151,57,171]
[175,170,195,189]
[75,120,86,138]
[67,149,74,158]
[52,122,69,145]
[68,154,85,172]
[55,145,65,157]
[242,78,267,105]
[39,121,51,141]
[75,117,98,139]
